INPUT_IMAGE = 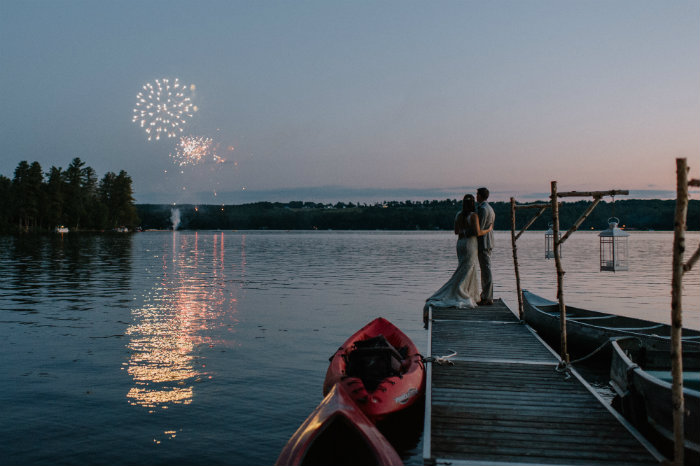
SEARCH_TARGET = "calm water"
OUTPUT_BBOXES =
[1,231,698,465]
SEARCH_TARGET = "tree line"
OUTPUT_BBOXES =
[137,198,698,231]
[0,158,139,233]
[3,157,694,233]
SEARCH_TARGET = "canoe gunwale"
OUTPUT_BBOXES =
[611,338,700,400]
[610,338,700,457]
[521,289,700,360]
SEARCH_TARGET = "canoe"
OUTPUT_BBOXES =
[275,384,403,466]
[522,289,700,361]
[610,337,700,464]
[323,317,425,422]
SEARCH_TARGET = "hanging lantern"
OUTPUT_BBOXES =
[599,217,629,271]
[545,223,561,259]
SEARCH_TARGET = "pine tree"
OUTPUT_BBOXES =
[44,166,66,230]
[0,175,12,232]
[64,157,86,230]
[114,170,139,228]
[12,161,44,231]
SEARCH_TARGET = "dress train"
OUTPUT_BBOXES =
[423,236,479,323]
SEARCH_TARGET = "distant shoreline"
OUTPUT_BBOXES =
[135,199,698,232]
[2,198,696,234]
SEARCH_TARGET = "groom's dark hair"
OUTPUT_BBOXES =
[477,187,489,200]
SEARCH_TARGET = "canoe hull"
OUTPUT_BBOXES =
[323,317,425,422]
[275,384,403,466]
[610,338,700,464]
[522,289,700,361]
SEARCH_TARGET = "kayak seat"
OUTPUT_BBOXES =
[346,335,404,392]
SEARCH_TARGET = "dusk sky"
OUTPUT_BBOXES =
[1,1,698,204]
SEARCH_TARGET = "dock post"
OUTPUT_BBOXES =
[670,158,688,466]
[510,197,524,319]
[551,181,569,364]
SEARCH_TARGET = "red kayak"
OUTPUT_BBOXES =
[323,317,425,422]
[275,384,403,466]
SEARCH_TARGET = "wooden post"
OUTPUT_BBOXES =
[510,201,549,320]
[542,187,629,366]
[670,158,688,465]
[510,198,524,319]
[551,181,569,364]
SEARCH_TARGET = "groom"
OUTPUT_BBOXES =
[476,187,495,305]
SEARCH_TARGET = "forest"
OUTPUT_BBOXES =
[0,158,139,233]
[2,156,696,234]
[136,198,698,232]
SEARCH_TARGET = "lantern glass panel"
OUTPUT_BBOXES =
[599,218,629,271]
[544,226,561,259]
[545,230,554,259]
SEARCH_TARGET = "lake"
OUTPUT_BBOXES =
[1,230,698,465]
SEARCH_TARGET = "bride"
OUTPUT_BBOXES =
[424,194,493,319]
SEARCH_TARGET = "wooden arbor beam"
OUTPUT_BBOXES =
[510,200,553,319]
[684,179,700,273]
[556,189,629,198]
[549,184,629,364]
[513,202,551,241]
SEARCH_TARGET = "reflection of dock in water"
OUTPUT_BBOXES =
[423,299,664,465]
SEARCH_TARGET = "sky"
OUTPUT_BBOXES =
[1,0,698,204]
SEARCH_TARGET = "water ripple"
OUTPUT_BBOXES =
[0,230,698,466]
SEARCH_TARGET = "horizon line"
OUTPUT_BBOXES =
[134,186,698,205]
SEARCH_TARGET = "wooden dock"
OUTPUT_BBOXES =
[423,299,665,466]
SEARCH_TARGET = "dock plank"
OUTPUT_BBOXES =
[424,299,662,465]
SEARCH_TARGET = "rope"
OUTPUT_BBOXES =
[422,350,458,366]
[568,339,613,365]
[556,336,643,379]
[570,335,646,365]
[555,361,571,380]
[554,337,615,379]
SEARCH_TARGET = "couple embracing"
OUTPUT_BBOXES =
[424,187,494,319]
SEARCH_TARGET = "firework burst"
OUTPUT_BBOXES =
[170,136,225,166]
[132,78,196,141]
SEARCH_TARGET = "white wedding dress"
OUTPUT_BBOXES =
[424,213,479,313]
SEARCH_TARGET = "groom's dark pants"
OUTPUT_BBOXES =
[478,248,493,301]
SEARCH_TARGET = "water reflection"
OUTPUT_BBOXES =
[0,234,133,321]
[124,232,244,409]
[1,231,697,465]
